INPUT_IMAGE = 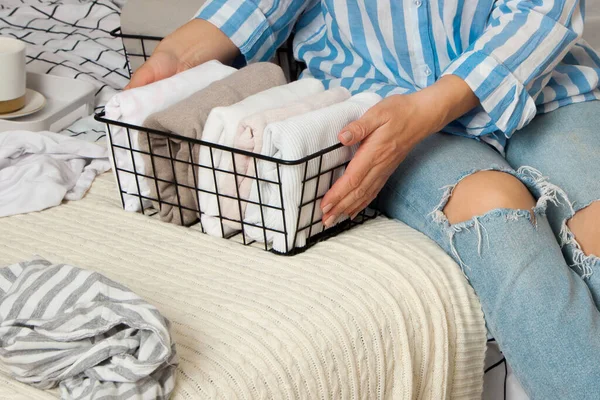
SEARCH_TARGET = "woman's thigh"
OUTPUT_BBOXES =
[375,132,512,251]
[506,100,600,224]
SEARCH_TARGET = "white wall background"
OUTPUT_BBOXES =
[585,0,600,50]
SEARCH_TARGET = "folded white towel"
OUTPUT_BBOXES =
[104,60,236,212]
[244,93,382,253]
[225,87,352,224]
[198,78,325,237]
[0,131,110,218]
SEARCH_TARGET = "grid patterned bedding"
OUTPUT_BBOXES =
[0,0,128,142]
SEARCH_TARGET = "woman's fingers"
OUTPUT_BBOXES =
[347,176,388,217]
[125,51,180,90]
[321,145,374,216]
[349,199,371,220]
[321,146,386,226]
[338,109,383,146]
[323,112,384,213]
[321,93,438,227]
[324,171,386,226]
[125,62,156,90]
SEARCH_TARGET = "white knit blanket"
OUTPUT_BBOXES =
[0,174,486,399]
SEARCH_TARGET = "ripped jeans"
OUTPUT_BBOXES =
[376,101,600,399]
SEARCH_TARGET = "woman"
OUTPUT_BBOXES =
[128,1,600,397]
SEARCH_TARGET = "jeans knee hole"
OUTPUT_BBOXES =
[566,200,600,259]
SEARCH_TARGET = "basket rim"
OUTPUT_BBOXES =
[110,27,164,42]
[95,110,346,166]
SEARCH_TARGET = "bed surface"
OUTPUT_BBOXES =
[0,174,486,399]
[1,0,599,398]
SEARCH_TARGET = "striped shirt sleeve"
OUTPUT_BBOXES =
[196,0,310,64]
[442,0,584,138]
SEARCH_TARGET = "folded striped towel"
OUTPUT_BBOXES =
[0,258,177,400]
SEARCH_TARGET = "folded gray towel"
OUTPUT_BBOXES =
[139,62,287,226]
[0,258,177,400]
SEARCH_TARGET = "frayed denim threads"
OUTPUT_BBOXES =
[559,203,600,279]
[429,164,600,281]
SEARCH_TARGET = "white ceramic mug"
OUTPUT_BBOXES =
[0,37,26,114]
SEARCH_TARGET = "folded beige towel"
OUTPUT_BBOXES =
[139,62,287,226]
[225,87,352,223]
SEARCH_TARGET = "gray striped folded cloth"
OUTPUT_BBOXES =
[0,258,178,400]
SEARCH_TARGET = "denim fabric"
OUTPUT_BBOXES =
[376,101,600,399]
[506,101,600,304]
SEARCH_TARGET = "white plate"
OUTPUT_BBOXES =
[0,73,95,133]
[0,89,46,120]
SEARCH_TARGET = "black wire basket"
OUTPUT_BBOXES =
[96,112,376,254]
[110,28,163,77]
[100,28,376,255]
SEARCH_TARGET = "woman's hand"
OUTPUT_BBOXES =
[125,49,182,89]
[321,75,480,226]
[126,19,239,90]
[320,93,437,225]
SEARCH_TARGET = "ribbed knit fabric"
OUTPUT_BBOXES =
[0,173,486,400]
[230,87,351,222]
[198,77,324,237]
[244,93,381,253]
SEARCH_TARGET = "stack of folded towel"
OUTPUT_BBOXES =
[140,62,289,226]
[196,75,325,236]
[104,60,236,212]
[106,62,381,251]
[244,92,381,253]
[225,87,352,232]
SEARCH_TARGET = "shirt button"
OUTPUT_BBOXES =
[424,66,432,76]
[415,0,422,6]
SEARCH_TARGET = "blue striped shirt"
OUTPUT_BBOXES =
[196,0,600,153]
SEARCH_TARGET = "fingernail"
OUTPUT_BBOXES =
[340,131,352,143]
[322,203,333,214]
[324,215,336,228]
[350,212,359,220]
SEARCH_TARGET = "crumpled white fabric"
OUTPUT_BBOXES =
[0,131,110,217]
